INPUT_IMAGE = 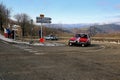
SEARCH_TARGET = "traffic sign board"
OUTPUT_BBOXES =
[36,17,51,20]
[36,20,51,23]
[36,17,52,23]
[43,17,52,20]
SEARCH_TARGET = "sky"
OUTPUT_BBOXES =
[1,0,120,24]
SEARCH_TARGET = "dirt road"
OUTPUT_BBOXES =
[0,40,120,80]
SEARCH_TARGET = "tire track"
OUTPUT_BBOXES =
[13,44,45,55]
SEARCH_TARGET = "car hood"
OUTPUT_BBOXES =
[79,37,88,42]
[69,37,77,41]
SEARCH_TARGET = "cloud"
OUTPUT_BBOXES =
[113,15,120,18]
[104,15,120,23]
[97,0,109,6]
[115,4,120,9]
[96,15,120,24]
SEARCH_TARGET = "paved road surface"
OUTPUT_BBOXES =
[0,40,120,80]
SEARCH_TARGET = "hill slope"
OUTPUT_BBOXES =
[93,24,120,33]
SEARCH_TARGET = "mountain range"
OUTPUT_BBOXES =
[46,23,120,34]
[90,24,120,34]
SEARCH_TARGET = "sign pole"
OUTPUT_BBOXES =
[40,14,44,38]
[36,14,52,43]
[41,23,42,38]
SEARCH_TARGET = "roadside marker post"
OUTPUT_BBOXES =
[39,38,45,43]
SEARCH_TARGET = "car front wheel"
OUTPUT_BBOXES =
[68,42,73,46]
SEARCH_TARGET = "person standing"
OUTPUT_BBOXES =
[11,30,14,39]
[6,28,11,38]
[4,28,8,38]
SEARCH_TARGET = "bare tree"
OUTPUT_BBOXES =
[88,26,97,36]
[0,3,10,31]
[14,14,21,25]
[14,13,31,37]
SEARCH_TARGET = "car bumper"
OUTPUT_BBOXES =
[69,40,90,46]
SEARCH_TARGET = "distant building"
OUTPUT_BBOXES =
[12,25,22,39]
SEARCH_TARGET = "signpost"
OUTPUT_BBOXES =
[36,17,52,23]
[36,14,52,43]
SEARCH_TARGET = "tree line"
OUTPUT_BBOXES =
[0,3,10,31]
[0,2,32,37]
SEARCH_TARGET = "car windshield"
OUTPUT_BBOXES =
[81,34,87,38]
[75,34,81,37]
[75,34,88,38]
[50,35,55,37]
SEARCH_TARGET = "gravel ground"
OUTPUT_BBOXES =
[0,40,120,80]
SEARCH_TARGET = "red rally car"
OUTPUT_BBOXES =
[68,33,91,46]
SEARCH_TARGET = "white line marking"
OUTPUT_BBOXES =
[24,49,32,51]
[29,51,38,53]
[34,53,45,55]
[1,41,9,44]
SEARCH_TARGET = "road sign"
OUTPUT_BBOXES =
[36,17,52,23]
[36,14,52,39]
[36,20,51,23]
[43,17,52,20]
[36,17,52,20]
[36,19,51,23]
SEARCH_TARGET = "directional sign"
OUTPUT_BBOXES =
[36,17,52,23]
[36,20,51,23]
[36,17,52,20]
[43,17,52,20]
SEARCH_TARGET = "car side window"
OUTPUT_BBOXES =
[75,34,81,38]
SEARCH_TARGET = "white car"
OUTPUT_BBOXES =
[44,35,58,40]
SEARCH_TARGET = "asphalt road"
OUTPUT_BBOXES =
[0,40,120,80]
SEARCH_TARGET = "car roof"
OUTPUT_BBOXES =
[76,33,88,35]
[75,33,89,37]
